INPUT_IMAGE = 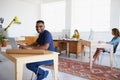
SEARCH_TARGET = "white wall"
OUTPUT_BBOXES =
[64,0,71,38]
[71,0,111,33]
[110,0,120,28]
[80,31,112,42]
[0,0,39,37]
[42,0,63,3]
[0,0,120,40]
[40,0,65,32]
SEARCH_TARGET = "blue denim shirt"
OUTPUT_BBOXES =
[106,37,120,53]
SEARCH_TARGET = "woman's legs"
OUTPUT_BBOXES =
[93,48,104,63]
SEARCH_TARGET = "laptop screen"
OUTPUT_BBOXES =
[7,37,18,49]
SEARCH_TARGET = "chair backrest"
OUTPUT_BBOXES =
[88,29,94,41]
[115,42,120,55]
[25,36,38,45]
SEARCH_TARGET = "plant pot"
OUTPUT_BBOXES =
[0,41,7,47]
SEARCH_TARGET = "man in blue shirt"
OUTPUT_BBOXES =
[20,20,55,80]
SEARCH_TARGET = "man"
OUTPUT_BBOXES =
[20,20,55,80]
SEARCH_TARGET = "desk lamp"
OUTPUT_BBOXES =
[0,16,21,42]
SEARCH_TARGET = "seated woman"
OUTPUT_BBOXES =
[93,28,120,63]
[72,29,80,39]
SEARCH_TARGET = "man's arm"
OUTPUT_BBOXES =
[30,42,39,46]
[19,43,50,50]
[19,42,39,49]
[32,43,49,50]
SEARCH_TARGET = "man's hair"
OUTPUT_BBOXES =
[36,20,44,24]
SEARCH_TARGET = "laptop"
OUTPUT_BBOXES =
[7,37,19,49]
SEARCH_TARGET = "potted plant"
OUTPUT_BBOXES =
[0,17,6,47]
[0,16,21,47]
[0,34,6,47]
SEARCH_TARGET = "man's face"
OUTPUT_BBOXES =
[36,23,45,33]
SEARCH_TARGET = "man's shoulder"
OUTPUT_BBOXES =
[44,30,51,35]
[44,30,50,33]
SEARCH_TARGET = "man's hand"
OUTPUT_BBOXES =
[19,45,32,49]
[98,41,106,44]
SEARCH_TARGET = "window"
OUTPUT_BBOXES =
[41,0,65,32]
[71,0,111,32]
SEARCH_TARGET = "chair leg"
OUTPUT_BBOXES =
[66,50,67,56]
[50,69,54,80]
[114,55,118,67]
[99,53,104,65]
[84,51,86,56]
[76,53,78,58]
[68,53,70,58]
[31,72,37,80]
[30,67,40,80]
[31,72,34,80]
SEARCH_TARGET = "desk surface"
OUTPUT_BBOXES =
[54,39,83,42]
[1,50,58,63]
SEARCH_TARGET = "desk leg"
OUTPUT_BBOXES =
[110,48,113,69]
[15,61,23,80]
[81,45,85,54]
[53,55,58,80]
[67,43,69,57]
[90,46,92,71]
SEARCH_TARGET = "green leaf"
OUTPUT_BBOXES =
[0,35,5,42]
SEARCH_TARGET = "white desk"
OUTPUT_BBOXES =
[1,50,59,80]
[90,43,113,71]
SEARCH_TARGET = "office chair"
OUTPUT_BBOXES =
[99,42,120,67]
[88,29,94,41]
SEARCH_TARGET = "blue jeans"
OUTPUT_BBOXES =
[26,60,53,76]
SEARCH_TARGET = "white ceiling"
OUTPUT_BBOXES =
[19,0,64,4]
[20,0,41,4]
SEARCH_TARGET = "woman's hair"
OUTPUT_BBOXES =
[112,28,120,37]
[74,29,79,34]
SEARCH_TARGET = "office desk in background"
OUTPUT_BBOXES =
[0,50,59,80]
[54,39,90,58]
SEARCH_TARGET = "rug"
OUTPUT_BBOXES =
[46,57,120,80]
